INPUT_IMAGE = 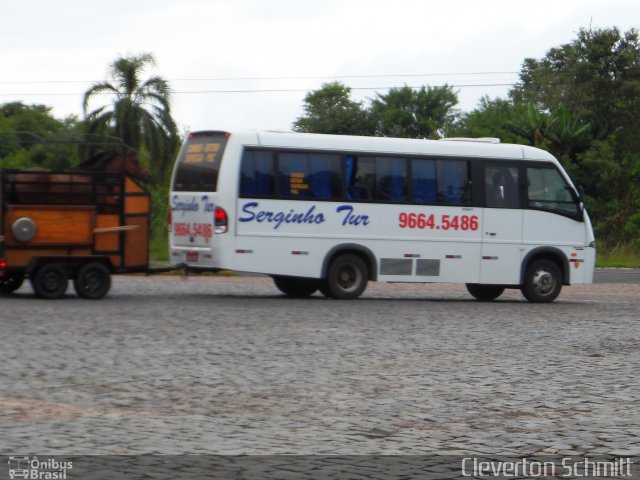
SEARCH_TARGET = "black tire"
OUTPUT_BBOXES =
[272,275,318,297]
[466,284,505,301]
[31,264,68,299]
[324,254,368,300]
[521,259,562,303]
[0,274,24,294]
[318,281,334,299]
[74,262,111,299]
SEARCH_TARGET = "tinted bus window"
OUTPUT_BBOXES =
[376,156,407,202]
[485,165,520,208]
[241,150,275,196]
[411,158,471,206]
[278,152,341,199]
[438,160,470,205]
[173,132,228,192]
[346,155,375,200]
[411,158,437,204]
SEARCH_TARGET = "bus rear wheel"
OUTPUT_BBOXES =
[272,275,318,297]
[466,284,505,301]
[521,259,562,303]
[323,254,368,300]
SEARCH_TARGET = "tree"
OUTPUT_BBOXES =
[451,97,528,144]
[510,27,640,244]
[545,107,592,161]
[83,53,178,181]
[293,82,373,135]
[0,101,82,169]
[511,27,640,143]
[370,85,459,139]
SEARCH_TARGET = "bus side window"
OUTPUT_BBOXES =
[279,152,311,198]
[412,158,437,204]
[277,152,341,200]
[375,156,406,202]
[309,154,341,199]
[438,160,471,206]
[485,165,520,208]
[346,155,375,200]
[240,150,274,196]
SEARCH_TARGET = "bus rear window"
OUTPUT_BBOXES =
[173,132,229,191]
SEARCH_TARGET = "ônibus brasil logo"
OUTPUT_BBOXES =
[8,457,72,479]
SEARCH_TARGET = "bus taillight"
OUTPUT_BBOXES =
[214,207,228,234]
[0,258,7,270]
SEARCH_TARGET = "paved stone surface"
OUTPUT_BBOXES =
[1,276,639,457]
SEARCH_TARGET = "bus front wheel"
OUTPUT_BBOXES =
[466,284,505,301]
[272,275,318,297]
[323,254,368,300]
[521,259,562,303]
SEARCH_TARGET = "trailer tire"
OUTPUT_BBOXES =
[74,262,111,299]
[31,264,68,299]
[0,274,24,294]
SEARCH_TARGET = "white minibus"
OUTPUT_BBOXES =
[169,130,595,302]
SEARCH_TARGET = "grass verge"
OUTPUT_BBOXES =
[149,232,169,263]
[596,243,640,268]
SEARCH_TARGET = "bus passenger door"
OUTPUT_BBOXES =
[480,164,523,285]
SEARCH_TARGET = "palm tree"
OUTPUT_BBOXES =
[83,53,178,180]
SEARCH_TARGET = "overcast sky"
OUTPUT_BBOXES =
[2,0,639,134]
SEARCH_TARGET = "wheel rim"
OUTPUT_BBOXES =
[82,271,101,293]
[34,264,67,298]
[337,265,361,292]
[42,271,63,293]
[532,268,555,296]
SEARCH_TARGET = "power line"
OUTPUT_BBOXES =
[0,82,518,97]
[0,71,519,85]
[171,83,517,93]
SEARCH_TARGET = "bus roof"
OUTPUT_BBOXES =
[206,130,558,163]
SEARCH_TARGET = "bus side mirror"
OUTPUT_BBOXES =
[577,185,585,203]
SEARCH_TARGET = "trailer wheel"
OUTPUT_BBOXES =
[74,262,111,299]
[31,264,68,299]
[0,274,24,294]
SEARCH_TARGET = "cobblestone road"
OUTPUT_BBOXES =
[1,275,639,458]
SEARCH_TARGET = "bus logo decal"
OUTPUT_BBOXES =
[171,195,215,217]
[336,204,370,226]
[171,195,199,215]
[239,201,326,229]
